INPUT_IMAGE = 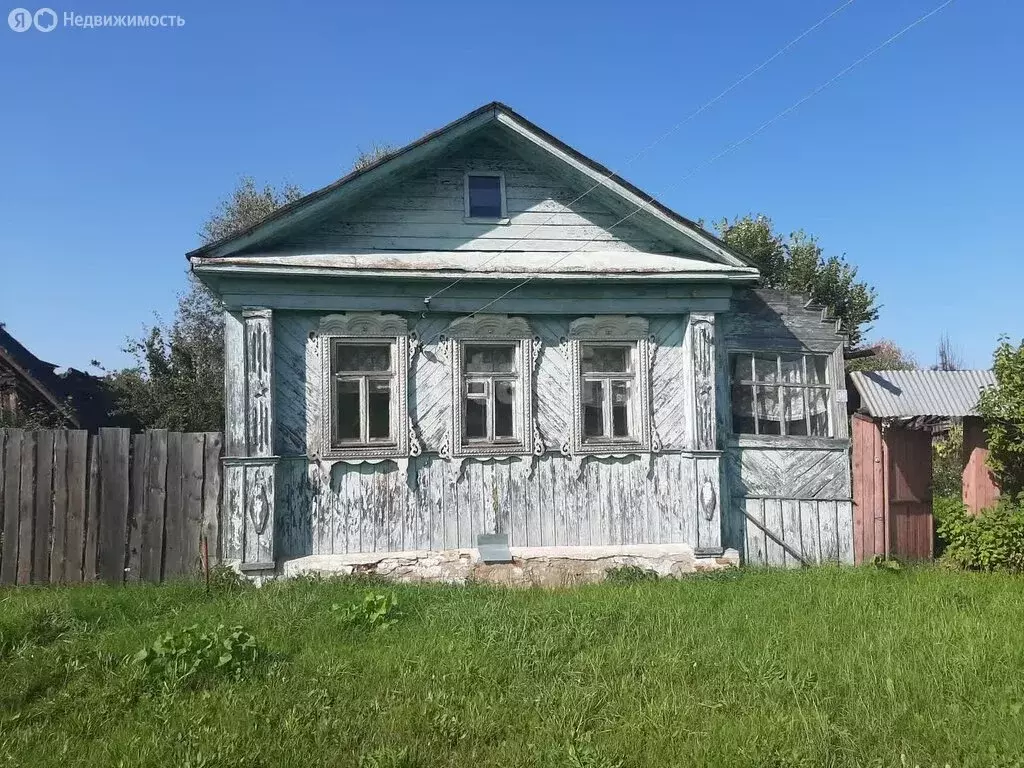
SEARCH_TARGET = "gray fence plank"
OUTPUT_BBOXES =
[0,431,5,577]
[202,432,222,561]
[141,430,168,582]
[83,434,100,582]
[180,433,205,578]
[17,432,36,585]
[49,430,68,582]
[163,432,184,578]
[32,430,54,583]
[0,430,21,584]
[64,430,88,582]
[126,433,147,582]
[98,428,131,584]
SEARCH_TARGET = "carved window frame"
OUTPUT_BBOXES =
[316,313,411,463]
[563,316,655,458]
[440,315,541,460]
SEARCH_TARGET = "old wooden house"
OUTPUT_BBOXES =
[190,103,853,578]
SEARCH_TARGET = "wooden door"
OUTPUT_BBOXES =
[886,426,933,560]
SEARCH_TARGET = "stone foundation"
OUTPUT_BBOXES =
[280,544,739,586]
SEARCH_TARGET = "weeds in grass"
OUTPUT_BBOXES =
[131,624,262,686]
[332,592,401,631]
[206,564,252,593]
[604,565,659,584]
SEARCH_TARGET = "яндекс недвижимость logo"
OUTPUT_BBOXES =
[8,7,56,31]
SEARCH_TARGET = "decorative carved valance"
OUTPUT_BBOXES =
[568,315,649,341]
[317,313,408,338]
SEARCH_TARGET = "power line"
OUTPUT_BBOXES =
[423,0,956,337]
[424,0,855,303]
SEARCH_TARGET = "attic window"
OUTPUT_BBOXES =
[465,172,505,219]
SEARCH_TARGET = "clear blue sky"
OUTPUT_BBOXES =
[1,0,1020,371]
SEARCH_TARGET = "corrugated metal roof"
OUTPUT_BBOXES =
[849,369,995,418]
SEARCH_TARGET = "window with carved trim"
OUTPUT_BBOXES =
[317,313,410,462]
[444,315,536,459]
[567,316,654,456]
[730,352,832,437]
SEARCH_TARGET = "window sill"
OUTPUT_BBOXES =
[463,216,510,225]
[727,435,850,451]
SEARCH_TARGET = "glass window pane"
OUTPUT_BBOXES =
[611,380,630,437]
[583,379,605,438]
[466,380,486,395]
[731,354,753,382]
[731,383,755,434]
[807,356,828,385]
[780,354,804,384]
[465,397,487,439]
[335,380,361,440]
[753,354,778,383]
[784,386,808,436]
[581,344,630,373]
[468,175,502,218]
[495,381,515,438]
[809,387,830,436]
[334,344,390,372]
[755,386,781,435]
[367,379,391,439]
[464,345,515,373]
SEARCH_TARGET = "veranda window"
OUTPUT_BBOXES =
[330,340,396,447]
[730,352,831,437]
[580,343,637,443]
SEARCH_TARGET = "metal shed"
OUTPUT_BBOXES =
[847,370,996,563]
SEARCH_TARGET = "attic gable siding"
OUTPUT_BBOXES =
[263,136,680,255]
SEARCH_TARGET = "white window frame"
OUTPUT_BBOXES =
[316,313,410,462]
[463,171,508,222]
[728,350,833,437]
[442,315,538,459]
[566,316,654,457]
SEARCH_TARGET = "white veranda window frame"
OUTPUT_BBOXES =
[729,351,833,437]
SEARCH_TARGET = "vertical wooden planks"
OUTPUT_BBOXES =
[31,430,54,583]
[744,498,767,566]
[163,432,183,578]
[64,430,88,582]
[180,433,206,578]
[799,500,821,565]
[83,433,100,582]
[17,431,36,585]
[49,430,68,582]
[1,430,22,584]
[126,433,147,582]
[202,432,222,560]
[762,499,784,566]
[98,428,130,584]
[141,430,168,582]
[781,499,801,568]
[837,501,854,564]
[819,500,840,564]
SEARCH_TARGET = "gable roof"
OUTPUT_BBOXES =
[0,323,80,427]
[849,369,995,419]
[187,102,756,275]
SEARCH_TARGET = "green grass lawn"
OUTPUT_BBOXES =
[1,567,1023,768]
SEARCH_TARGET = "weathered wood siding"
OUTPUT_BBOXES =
[721,288,854,566]
[276,452,715,557]
[271,310,707,555]
[262,133,684,255]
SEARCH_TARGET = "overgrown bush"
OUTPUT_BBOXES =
[936,497,1024,573]
[132,624,262,685]
[932,424,964,498]
[977,336,1024,498]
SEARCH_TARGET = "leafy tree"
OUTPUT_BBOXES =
[717,215,878,346]
[976,337,1024,499]
[846,339,917,372]
[106,177,303,431]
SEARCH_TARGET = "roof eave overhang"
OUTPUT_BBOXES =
[191,261,760,283]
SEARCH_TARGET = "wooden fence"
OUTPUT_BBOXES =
[0,428,223,585]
